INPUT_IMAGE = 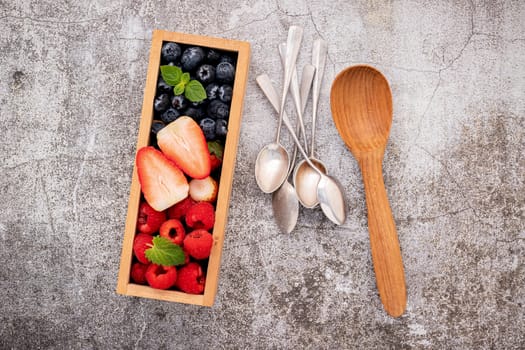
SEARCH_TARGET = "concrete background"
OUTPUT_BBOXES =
[0,0,523,348]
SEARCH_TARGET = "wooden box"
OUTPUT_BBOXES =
[116,29,250,306]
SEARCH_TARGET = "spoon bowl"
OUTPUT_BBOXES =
[330,65,406,317]
[255,143,289,193]
[293,158,326,208]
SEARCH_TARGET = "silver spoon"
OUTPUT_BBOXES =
[255,26,303,193]
[257,74,346,225]
[271,58,315,233]
[293,39,329,207]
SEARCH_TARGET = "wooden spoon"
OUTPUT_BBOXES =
[330,65,406,317]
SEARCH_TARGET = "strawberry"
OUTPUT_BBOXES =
[136,146,189,212]
[184,229,213,260]
[159,219,185,245]
[189,176,218,202]
[175,262,205,294]
[208,141,223,172]
[167,196,196,220]
[185,202,215,231]
[130,262,149,284]
[137,201,166,234]
[133,233,154,264]
[157,116,211,179]
[145,264,177,290]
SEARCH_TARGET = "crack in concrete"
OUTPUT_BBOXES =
[133,300,147,350]
[0,14,107,25]
[212,10,278,35]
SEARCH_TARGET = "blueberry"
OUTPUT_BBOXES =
[181,47,205,71]
[171,95,188,110]
[161,42,181,63]
[218,84,233,103]
[219,55,236,65]
[157,76,172,94]
[205,83,220,100]
[151,121,165,134]
[199,118,216,140]
[206,49,221,63]
[195,64,216,84]
[216,62,235,83]
[207,100,230,119]
[160,108,181,124]
[183,107,206,121]
[215,119,228,139]
[154,93,171,112]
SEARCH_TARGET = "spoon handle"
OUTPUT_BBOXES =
[276,26,303,143]
[359,152,406,317]
[310,39,327,158]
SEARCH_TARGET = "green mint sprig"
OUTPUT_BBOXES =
[144,236,185,266]
[160,65,207,102]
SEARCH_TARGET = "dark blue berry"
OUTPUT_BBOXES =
[199,118,216,140]
[154,93,171,112]
[219,55,236,65]
[160,108,181,124]
[171,95,188,110]
[216,62,235,83]
[207,100,230,119]
[206,49,221,63]
[215,119,228,139]
[181,47,205,71]
[151,121,165,134]
[183,107,206,121]
[157,76,172,94]
[205,83,220,100]
[161,42,181,63]
[218,84,233,103]
[195,64,216,84]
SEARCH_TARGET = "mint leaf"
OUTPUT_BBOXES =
[185,80,207,102]
[181,72,190,85]
[174,82,185,96]
[144,236,185,266]
[160,65,182,86]
[207,141,224,159]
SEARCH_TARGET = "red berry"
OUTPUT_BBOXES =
[145,264,177,290]
[185,202,215,231]
[176,262,205,294]
[184,229,213,260]
[159,219,185,245]
[130,262,149,284]
[137,201,166,234]
[133,233,153,264]
[167,196,196,220]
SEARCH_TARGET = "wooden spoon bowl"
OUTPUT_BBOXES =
[330,65,406,317]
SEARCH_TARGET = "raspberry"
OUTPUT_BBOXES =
[185,202,215,231]
[137,201,166,235]
[184,229,213,260]
[167,196,196,220]
[175,262,205,294]
[145,264,177,290]
[133,233,153,264]
[159,219,185,245]
[130,262,149,284]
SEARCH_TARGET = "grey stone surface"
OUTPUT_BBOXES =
[0,0,523,348]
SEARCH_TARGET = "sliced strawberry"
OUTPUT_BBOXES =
[208,141,223,172]
[157,116,211,179]
[189,176,218,202]
[159,219,185,245]
[136,146,189,212]
[137,201,166,234]
[167,196,196,220]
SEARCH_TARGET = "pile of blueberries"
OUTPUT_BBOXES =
[152,41,237,142]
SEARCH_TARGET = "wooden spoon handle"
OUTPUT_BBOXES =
[359,152,406,317]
